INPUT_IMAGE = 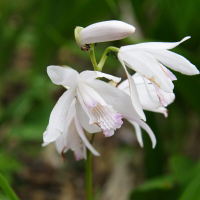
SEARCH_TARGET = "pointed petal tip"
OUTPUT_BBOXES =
[43,129,62,143]
[152,136,157,149]
[183,36,191,41]
[41,142,49,147]
[141,113,146,122]
[95,151,101,156]
[139,143,144,148]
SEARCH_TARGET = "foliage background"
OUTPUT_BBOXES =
[0,0,200,199]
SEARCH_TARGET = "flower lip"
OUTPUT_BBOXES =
[78,20,135,46]
[77,82,123,136]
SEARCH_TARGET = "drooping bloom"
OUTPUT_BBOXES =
[117,36,199,120]
[43,66,124,143]
[75,20,135,51]
[43,66,156,149]
[118,72,175,117]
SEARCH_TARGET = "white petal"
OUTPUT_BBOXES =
[146,49,199,75]
[118,50,174,93]
[77,82,123,135]
[75,98,101,133]
[88,80,140,120]
[142,76,161,107]
[117,78,129,91]
[118,73,165,112]
[161,64,177,81]
[79,20,135,46]
[128,120,143,147]
[80,70,121,83]
[153,83,175,107]
[54,99,76,154]
[47,65,80,87]
[43,88,76,143]
[120,36,190,51]
[78,83,107,107]
[56,119,86,161]
[124,115,157,148]
[41,141,50,147]
[118,54,146,121]
[74,115,100,156]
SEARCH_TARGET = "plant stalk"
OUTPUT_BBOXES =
[85,148,92,200]
[0,173,20,200]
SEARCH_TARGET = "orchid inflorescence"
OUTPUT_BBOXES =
[42,20,199,161]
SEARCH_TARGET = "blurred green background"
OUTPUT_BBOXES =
[0,0,200,199]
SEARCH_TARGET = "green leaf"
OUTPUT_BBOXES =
[169,155,194,183]
[137,176,175,191]
[180,172,200,200]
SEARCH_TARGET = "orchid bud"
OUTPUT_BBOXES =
[75,20,136,52]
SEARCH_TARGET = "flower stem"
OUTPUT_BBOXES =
[89,43,100,71]
[85,148,92,200]
[89,44,119,72]
[0,173,20,200]
[98,46,119,71]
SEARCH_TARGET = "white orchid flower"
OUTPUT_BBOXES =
[75,20,135,51]
[43,65,124,143]
[117,36,199,120]
[118,72,175,118]
[43,66,156,149]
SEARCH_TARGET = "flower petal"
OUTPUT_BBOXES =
[124,115,157,148]
[80,70,121,83]
[74,115,100,156]
[75,99,101,133]
[153,83,175,107]
[118,54,146,121]
[47,65,80,87]
[161,64,177,81]
[78,83,107,107]
[79,20,135,46]
[55,118,86,161]
[120,36,190,51]
[55,99,76,154]
[118,49,174,93]
[43,88,76,143]
[128,120,143,147]
[146,49,199,75]
[77,83,123,136]
[88,79,141,120]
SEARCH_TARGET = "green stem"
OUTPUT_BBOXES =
[86,44,119,200]
[85,148,92,200]
[98,46,119,71]
[89,44,119,72]
[0,173,20,200]
[89,43,99,71]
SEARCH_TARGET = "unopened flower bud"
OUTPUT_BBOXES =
[75,20,135,52]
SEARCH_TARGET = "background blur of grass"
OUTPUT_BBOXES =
[0,0,200,199]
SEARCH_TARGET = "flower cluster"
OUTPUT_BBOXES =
[43,20,199,161]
